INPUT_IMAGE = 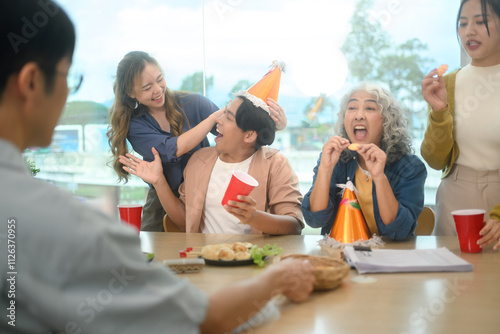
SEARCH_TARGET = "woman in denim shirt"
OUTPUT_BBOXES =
[302,82,427,240]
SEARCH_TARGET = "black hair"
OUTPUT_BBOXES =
[457,0,500,39]
[0,0,76,95]
[235,96,276,149]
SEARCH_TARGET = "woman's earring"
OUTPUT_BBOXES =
[134,99,139,109]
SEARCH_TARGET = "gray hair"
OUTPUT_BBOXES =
[334,82,413,164]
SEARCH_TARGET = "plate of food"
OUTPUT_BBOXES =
[181,242,282,267]
[200,242,256,266]
[202,256,260,267]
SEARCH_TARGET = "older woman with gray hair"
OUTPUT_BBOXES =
[301,82,427,240]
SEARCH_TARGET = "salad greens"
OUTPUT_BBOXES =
[144,252,155,262]
[249,243,283,267]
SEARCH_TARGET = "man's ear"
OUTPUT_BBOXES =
[243,130,257,144]
[17,62,43,100]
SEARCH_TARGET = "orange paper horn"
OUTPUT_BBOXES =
[234,61,285,114]
[329,182,370,243]
[247,61,283,103]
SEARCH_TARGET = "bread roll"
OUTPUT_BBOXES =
[235,251,252,261]
[201,245,219,261]
[232,242,248,253]
[217,247,235,261]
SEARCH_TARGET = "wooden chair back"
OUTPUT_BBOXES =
[415,206,435,236]
[163,214,183,233]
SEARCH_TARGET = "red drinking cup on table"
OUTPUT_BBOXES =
[221,170,259,207]
[118,204,143,232]
[451,209,485,253]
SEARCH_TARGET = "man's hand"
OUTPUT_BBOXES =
[119,147,164,186]
[224,195,257,225]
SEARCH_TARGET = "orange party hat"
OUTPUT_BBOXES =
[329,181,370,243]
[234,61,285,114]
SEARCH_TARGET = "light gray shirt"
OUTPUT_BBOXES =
[0,139,208,333]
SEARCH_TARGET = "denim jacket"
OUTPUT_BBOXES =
[302,152,427,240]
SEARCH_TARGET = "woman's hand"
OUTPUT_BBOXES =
[210,108,224,122]
[319,136,350,170]
[356,143,387,179]
[421,69,448,111]
[224,195,257,225]
[119,147,164,186]
[478,218,500,250]
[268,98,287,130]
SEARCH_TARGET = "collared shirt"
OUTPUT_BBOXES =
[0,139,208,333]
[127,92,219,192]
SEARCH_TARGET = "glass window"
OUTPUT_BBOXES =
[25,0,461,233]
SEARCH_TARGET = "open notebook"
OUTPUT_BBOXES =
[344,246,473,274]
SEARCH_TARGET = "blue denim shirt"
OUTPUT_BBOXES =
[127,93,219,193]
[301,152,427,240]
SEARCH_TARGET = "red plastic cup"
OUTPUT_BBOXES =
[118,204,143,232]
[451,209,485,253]
[221,170,259,207]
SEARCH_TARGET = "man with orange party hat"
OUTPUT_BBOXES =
[120,63,304,235]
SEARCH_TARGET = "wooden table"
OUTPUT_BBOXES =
[140,232,500,334]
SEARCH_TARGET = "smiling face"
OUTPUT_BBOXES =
[129,62,166,112]
[343,90,384,147]
[214,98,257,162]
[458,0,500,66]
[214,98,245,152]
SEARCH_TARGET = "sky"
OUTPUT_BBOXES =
[58,0,462,112]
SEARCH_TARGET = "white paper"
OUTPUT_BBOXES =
[344,246,473,274]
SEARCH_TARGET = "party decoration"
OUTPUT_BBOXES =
[234,60,285,114]
[329,181,371,243]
